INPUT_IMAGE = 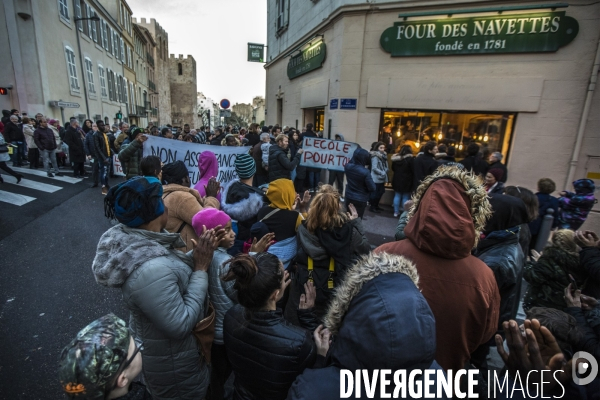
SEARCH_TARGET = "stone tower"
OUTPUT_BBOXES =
[169,54,199,128]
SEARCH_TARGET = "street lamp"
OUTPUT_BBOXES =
[74,14,100,118]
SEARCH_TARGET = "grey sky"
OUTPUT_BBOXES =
[128,0,267,105]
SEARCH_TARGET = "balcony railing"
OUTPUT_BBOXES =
[146,52,154,67]
[148,80,156,92]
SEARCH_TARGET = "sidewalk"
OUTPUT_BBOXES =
[360,204,399,248]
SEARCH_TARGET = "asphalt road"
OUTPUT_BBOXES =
[0,168,399,399]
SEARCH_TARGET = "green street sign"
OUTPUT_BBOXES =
[287,42,326,80]
[380,11,578,57]
[248,43,265,63]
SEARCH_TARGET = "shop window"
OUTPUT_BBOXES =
[379,110,515,162]
[315,108,324,132]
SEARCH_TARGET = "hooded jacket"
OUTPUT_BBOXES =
[268,144,301,182]
[1,110,10,126]
[209,248,237,345]
[475,194,528,330]
[460,154,488,177]
[287,253,448,400]
[193,151,221,201]
[162,184,220,252]
[221,179,267,241]
[91,224,210,399]
[391,153,413,193]
[344,148,376,202]
[4,120,24,142]
[224,304,317,400]
[370,150,389,184]
[558,179,597,230]
[376,166,500,372]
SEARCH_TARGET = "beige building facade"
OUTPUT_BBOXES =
[265,0,600,226]
[1,0,129,125]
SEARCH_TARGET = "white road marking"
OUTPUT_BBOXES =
[10,167,82,184]
[2,176,62,193]
[0,190,36,206]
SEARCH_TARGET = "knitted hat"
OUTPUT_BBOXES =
[192,208,231,236]
[104,176,164,227]
[58,314,130,399]
[488,168,504,182]
[235,154,256,179]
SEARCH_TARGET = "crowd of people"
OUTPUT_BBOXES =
[3,109,599,399]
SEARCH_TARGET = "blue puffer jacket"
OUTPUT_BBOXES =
[475,227,525,330]
[344,148,376,202]
[287,252,449,400]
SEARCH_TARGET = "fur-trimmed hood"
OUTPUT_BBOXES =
[405,165,491,258]
[322,252,436,370]
[92,224,191,288]
[220,179,265,222]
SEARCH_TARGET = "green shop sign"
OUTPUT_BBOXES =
[380,11,578,56]
[248,43,265,63]
[287,42,326,79]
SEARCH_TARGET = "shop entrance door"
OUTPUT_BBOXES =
[315,108,325,132]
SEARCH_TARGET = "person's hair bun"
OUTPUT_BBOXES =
[224,254,258,285]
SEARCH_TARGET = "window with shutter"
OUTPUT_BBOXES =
[58,0,69,20]
[98,65,107,98]
[86,5,92,36]
[120,38,125,63]
[103,21,109,50]
[85,58,96,94]
[65,47,79,91]
[74,1,82,31]
[91,11,98,42]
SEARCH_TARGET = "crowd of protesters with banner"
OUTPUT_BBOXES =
[4,111,595,399]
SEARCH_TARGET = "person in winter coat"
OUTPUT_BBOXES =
[523,229,588,311]
[63,120,86,178]
[0,132,23,184]
[368,142,389,214]
[1,110,10,126]
[303,123,321,190]
[293,185,370,321]
[344,148,376,218]
[4,115,26,166]
[252,132,270,187]
[119,127,147,179]
[485,168,505,194]
[287,252,449,400]
[268,134,302,182]
[376,166,500,372]
[84,125,99,184]
[34,118,63,178]
[558,179,597,230]
[504,185,539,257]
[488,151,508,183]
[530,178,560,246]
[93,120,113,194]
[460,143,488,177]
[22,117,39,169]
[575,230,600,299]
[221,154,268,253]
[114,122,130,151]
[245,123,260,147]
[92,176,219,399]
[210,127,226,146]
[193,151,221,202]
[475,194,528,331]
[391,144,413,217]
[223,252,326,400]
[161,161,221,252]
[411,141,438,191]
[58,314,150,400]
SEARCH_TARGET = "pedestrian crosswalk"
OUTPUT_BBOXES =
[0,167,82,206]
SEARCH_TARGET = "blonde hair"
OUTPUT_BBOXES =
[306,185,348,233]
[552,230,578,254]
[275,133,287,143]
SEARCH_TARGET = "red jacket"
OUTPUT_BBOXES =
[376,178,500,372]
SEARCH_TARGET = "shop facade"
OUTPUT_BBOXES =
[265,0,600,224]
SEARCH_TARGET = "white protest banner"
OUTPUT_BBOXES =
[112,155,125,176]
[143,136,251,185]
[300,137,358,171]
